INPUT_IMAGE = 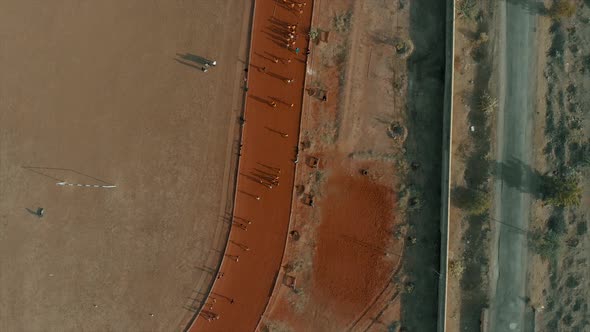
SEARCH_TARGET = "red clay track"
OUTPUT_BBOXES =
[188,1,312,331]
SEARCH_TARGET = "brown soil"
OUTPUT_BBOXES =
[188,1,313,331]
[311,157,400,327]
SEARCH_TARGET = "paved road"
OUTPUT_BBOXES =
[489,1,539,331]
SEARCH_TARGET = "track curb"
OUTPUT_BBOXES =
[437,0,455,331]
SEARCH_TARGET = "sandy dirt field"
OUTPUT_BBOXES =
[188,1,312,331]
[0,1,251,331]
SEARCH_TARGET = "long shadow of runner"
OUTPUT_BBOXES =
[175,59,205,71]
[25,207,43,217]
[176,53,213,66]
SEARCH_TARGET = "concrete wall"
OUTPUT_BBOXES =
[437,0,455,331]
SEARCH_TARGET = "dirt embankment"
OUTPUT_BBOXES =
[527,2,590,330]
[446,0,498,330]
[260,0,447,331]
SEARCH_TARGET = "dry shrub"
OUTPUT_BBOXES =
[549,0,576,19]
[479,91,498,114]
[449,259,465,278]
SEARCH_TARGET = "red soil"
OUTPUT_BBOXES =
[313,165,397,321]
[261,155,402,331]
[188,1,313,331]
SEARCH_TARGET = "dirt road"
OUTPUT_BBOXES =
[489,1,540,331]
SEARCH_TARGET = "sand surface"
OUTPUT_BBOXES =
[0,1,250,331]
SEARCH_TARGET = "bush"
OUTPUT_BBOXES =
[541,174,582,207]
[576,222,587,235]
[452,187,490,215]
[394,39,414,58]
[388,322,401,332]
[457,0,477,20]
[565,275,580,288]
[404,282,415,294]
[308,28,319,41]
[549,0,576,19]
[480,91,498,114]
[547,215,567,235]
[332,11,352,32]
[529,230,560,259]
[448,260,465,278]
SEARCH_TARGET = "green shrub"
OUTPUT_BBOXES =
[457,0,477,20]
[449,260,465,278]
[547,216,567,234]
[332,11,352,32]
[452,187,490,215]
[529,230,560,259]
[549,1,576,19]
[541,174,582,207]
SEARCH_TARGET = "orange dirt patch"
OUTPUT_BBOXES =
[260,152,402,331]
[314,168,397,319]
